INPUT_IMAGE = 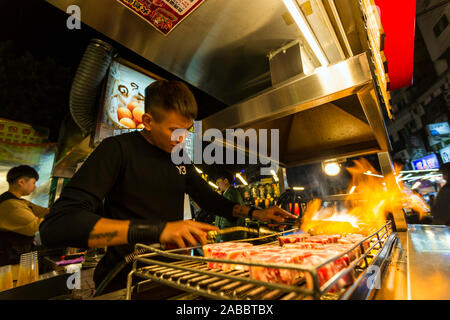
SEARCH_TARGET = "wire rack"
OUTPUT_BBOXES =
[125,221,395,300]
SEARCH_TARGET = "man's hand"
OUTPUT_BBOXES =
[159,220,218,248]
[253,206,298,224]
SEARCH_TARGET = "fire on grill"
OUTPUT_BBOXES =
[195,159,430,295]
[128,159,430,300]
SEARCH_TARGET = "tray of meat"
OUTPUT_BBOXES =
[283,242,326,250]
[202,242,253,271]
[299,251,353,293]
[338,234,371,250]
[278,233,310,245]
[248,249,312,285]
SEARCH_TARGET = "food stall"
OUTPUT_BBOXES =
[37,0,450,300]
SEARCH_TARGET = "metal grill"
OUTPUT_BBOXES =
[125,221,395,300]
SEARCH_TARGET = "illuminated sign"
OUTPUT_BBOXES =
[439,146,450,164]
[412,154,440,170]
[427,122,450,136]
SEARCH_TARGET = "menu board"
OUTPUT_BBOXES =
[93,60,156,145]
[117,0,206,35]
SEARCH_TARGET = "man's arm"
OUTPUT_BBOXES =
[40,138,217,249]
[0,200,43,236]
[40,137,124,248]
[25,200,50,218]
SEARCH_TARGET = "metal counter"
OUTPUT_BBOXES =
[406,224,450,300]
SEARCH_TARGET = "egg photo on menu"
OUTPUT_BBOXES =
[94,59,158,144]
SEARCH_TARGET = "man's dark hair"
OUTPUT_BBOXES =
[7,165,39,184]
[216,172,234,185]
[145,80,198,122]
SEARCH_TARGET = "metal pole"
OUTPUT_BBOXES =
[377,152,408,231]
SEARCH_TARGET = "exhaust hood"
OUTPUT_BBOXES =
[46,0,392,168]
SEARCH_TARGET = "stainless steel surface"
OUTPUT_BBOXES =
[46,0,392,167]
[126,221,394,300]
[375,232,408,300]
[407,224,450,300]
[203,52,390,167]
[46,0,369,106]
[269,41,304,86]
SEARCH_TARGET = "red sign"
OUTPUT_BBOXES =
[374,0,416,91]
[117,0,206,36]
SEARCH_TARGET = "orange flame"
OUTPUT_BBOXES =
[301,159,430,235]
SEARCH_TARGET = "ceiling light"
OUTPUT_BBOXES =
[208,181,218,189]
[323,161,341,176]
[293,187,305,191]
[271,169,279,182]
[235,173,248,186]
[195,167,203,174]
[282,0,329,66]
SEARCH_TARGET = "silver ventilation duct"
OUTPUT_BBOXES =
[69,39,116,134]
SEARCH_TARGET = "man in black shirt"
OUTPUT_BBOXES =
[39,80,295,293]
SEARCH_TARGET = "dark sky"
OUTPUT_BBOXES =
[0,0,227,142]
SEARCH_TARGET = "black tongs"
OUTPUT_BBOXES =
[267,217,301,227]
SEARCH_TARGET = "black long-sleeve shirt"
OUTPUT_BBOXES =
[39,131,237,287]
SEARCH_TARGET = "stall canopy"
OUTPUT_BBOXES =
[47,0,400,167]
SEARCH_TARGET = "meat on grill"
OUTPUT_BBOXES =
[202,233,367,293]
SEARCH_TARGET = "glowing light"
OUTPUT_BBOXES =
[293,187,305,191]
[323,161,341,176]
[349,186,356,194]
[208,181,218,189]
[235,173,248,186]
[411,181,421,189]
[271,169,279,182]
[195,167,203,174]
[364,171,384,178]
[282,0,328,66]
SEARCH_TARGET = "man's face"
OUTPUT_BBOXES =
[17,177,36,196]
[216,178,228,192]
[142,109,193,154]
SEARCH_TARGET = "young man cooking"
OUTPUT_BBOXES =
[39,80,295,293]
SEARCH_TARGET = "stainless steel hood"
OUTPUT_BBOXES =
[46,0,391,168]
[203,52,391,167]
[46,0,367,106]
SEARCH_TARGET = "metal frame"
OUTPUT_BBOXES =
[125,221,394,300]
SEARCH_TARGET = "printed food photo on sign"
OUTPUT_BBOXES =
[93,60,156,145]
[116,0,206,35]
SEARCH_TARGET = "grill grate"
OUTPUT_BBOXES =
[126,221,395,300]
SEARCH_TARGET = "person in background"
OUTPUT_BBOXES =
[427,194,436,208]
[431,163,450,225]
[0,165,49,278]
[215,173,245,241]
